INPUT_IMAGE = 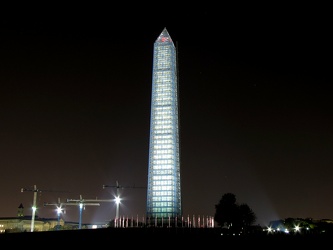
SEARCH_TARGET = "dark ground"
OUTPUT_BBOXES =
[0,228,330,246]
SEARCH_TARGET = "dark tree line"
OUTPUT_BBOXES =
[214,193,256,232]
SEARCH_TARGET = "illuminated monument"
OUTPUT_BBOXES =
[146,28,182,226]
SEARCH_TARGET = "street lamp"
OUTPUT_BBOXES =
[56,206,62,230]
[44,197,65,231]
[21,184,39,232]
[31,203,37,232]
[23,185,69,232]
[65,195,111,229]
[103,181,146,228]
[115,195,121,227]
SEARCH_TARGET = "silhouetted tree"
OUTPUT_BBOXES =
[214,193,238,228]
[238,203,256,227]
[214,193,256,231]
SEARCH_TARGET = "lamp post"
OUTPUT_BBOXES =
[66,195,112,229]
[102,181,146,227]
[22,185,68,232]
[44,197,65,230]
[56,206,62,229]
[115,193,121,227]
[21,185,39,232]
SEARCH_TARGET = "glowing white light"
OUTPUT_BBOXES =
[294,225,301,232]
[56,207,62,215]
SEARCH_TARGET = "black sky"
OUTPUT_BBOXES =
[0,6,332,226]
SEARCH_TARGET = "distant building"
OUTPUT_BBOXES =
[146,28,182,226]
[0,203,85,233]
[0,203,62,233]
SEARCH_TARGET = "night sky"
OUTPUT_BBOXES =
[0,6,332,226]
